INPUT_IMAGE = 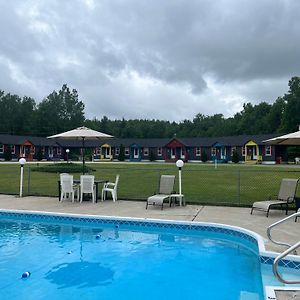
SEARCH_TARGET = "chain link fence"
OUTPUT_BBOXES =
[1,164,300,207]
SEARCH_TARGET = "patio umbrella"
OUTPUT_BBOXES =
[48,126,113,174]
[263,130,300,145]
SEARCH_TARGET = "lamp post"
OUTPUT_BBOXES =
[19,158,26,197]
[66,149,70,163]
[176,159,184,197]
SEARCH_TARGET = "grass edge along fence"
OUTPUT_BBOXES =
[1,163,300,207]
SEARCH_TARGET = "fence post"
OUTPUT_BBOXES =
[237,169,240,205]
[27,166,30,195]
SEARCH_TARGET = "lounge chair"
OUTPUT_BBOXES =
[146,175,176,210]
[101,175,120,202]
[251,178,299,217]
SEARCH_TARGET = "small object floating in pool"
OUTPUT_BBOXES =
[115,225,119,228]
[21,271,31,278]
[96,234,101,239]
[67,251,72,254]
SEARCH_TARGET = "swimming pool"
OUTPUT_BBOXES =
[0,210,299,300]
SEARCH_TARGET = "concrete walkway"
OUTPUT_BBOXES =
[0,194,299,253]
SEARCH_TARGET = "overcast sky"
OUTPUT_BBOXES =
[1,0,300,122]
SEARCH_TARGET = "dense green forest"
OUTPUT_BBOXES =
[1,77,300,138]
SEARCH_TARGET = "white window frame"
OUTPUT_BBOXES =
[242,147,246,157]
[196,147,201,157]
[211,147,216,156]
[265,145,272,156]
[180,148,185,159]
[231,146,236,156]
[0,144,4,154]
[125,147,129,156]
[157,147,162,156]
[11,145,15,154]
[96,148,101,155]
[115,148,120,156]
[143,147,149,156]
[30,146,35,155]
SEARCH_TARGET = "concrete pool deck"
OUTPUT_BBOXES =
[0,194,299,254]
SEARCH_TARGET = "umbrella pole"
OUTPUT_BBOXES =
[82,137,85,175]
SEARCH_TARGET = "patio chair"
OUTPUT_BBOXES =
[101,175,120,202]
[80,175,96,203]
[60,174,78,202]
[251,178,299,217]
[146,175,176,210]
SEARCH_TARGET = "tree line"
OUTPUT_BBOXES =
[1,77,300,138]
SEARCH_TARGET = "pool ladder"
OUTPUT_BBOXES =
[267,211,300,284]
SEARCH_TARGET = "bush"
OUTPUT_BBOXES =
[231,150,239,163]
[31,162,95,173]
[201,150,207,162]
[36,147,43,161]
[4,146,12,161]
[118,144,125,161]
[149,150,156,162]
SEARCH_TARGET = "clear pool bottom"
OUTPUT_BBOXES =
[0,218,264,300]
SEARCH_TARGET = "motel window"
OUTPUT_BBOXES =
[157,147,162,156]
[144,147,149,156]
[115,148,120,156]
[30,146,35,155]
[231,146,236,156]
[11,145,15,154]
[57,147,61,155]
[242,147,246,156]
[42,147,45,155]
[0,144,3,154]
[196,147,201,156]
[125,148,129,155]
[96,148,101,155]
[211,147,216,156]
[265,145,272,156]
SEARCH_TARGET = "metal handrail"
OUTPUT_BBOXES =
[267,211,300,249]
[267,211,300,284]
[273,241,300,284]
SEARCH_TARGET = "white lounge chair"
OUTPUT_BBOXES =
[251,178,299,217]
[80,175,96,203]
[146,175,176,210]
[101,175,120,202]
[60,174,78,202]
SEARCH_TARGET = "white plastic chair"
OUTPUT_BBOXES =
[60,174,78,202]
[101,175,120,202]
[80,175,96,203]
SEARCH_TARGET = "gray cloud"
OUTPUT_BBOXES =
[0,0,299,121]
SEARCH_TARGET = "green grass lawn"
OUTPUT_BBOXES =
[1,162,300,207]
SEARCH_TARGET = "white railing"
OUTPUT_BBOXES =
[267,211,300,284]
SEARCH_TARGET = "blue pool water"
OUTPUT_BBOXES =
[0,214,265,300]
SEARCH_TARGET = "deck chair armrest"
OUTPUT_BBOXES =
[104,182,115,188]
[287,196,296,203]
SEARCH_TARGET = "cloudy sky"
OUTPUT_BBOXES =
[1,0,300,122]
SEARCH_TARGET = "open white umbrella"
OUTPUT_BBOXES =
[263,130,300,145]
[48,126,113,173]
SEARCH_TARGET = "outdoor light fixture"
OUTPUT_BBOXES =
[175,159,184,196]
[19,157,26,197]
[66,149,70,163]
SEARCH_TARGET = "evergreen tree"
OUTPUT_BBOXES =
[4,145,12,161]
[201,150,207,162]
[231,150,239,163]
[118,144,125,161]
